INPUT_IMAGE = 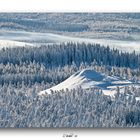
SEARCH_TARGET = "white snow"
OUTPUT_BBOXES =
[0,30,140,53]
[38,69,136,96]
[0,39,33,49]
[136,97,140,101]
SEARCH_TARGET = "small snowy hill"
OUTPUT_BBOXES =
[38,69,133,96]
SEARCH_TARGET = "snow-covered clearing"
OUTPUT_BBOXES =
[0,39,33,49]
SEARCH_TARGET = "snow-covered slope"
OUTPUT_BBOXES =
[0,40,33,49]
[0,30,140,53]
[38,69,134,96]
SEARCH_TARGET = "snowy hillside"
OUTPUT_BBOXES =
[0,30,140,53]
[38,69,134,96]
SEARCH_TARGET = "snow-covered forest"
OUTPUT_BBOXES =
[0,13,140,128]
[1,86,140,127]
[0,42,140,127]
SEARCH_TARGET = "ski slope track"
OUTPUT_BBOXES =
[38,69,137,96]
